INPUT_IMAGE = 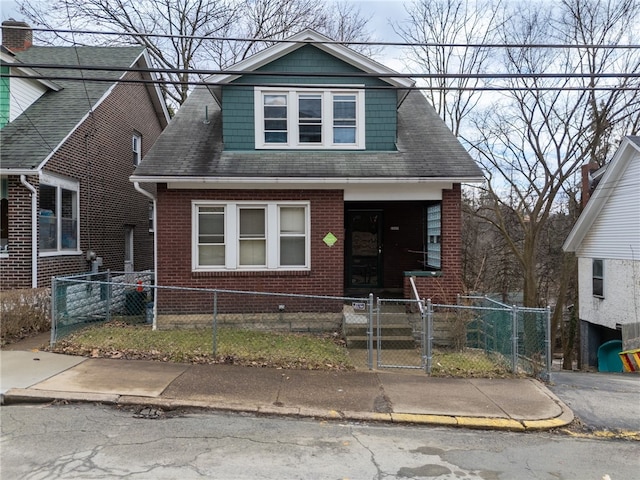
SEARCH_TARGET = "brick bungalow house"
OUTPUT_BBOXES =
[0,20,170,289]
[131,29,482,317]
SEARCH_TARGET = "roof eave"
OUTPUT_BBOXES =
[563,136,640,252]
[130,175,485,184]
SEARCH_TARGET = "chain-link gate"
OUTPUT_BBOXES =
[374,297,426,371]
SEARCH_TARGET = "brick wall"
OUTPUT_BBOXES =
[155,187,344,313]
[0,175,37,288]
[403,184,463,304]
[0,70,163,290]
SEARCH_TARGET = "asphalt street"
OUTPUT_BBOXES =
[548,371,640,432]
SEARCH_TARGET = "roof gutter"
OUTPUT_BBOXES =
[20,175,38,288]
[130,175,485,185]
[133,182,158,331]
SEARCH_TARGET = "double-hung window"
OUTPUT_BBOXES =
[38,173,79,254]
[592,259,604,298]
[425,203,441,270]
[193,201,309,271]
[255,87,365,149]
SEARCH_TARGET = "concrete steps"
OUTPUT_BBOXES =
[343,305,417,349]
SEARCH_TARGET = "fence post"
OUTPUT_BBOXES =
[511,305,518,373]
[425,298,433,375]
[106,270,112,323]
[367,293,374,370]
[50,277,57,347]
[545,305,552,381]
[212,291,218,357]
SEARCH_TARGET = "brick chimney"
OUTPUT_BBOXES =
[2,20,33,52]
[581,162,600,208]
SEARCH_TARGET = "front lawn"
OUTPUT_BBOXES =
[50,321,354,371]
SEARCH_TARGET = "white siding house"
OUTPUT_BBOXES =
[563,136,640,367]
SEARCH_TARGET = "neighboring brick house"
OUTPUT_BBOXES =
[131,29,482,313]
[563,136,640,368]
[0,21,170,289]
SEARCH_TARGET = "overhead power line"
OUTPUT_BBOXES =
[4,24,640,50]
[4,73,636,92]
[7,62,640,81]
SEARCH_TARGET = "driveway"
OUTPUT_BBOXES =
[548,371,640,432]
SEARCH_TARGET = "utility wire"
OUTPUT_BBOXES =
[5,24,640,50]
[6,63,640,81]
[2,73,636,91]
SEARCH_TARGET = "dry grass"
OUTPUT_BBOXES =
[431,348,514,378]
[50,320,354,371]
[1,288,51,346]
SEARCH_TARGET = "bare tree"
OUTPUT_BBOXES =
[17,0,376,106]
[19,0,237,106]
[401,0,639,360]
[393,0,504,136]
[470,0,640,310]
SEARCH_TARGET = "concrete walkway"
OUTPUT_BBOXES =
[0,345,573,431]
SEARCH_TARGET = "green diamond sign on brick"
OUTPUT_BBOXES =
[323,232,338,247]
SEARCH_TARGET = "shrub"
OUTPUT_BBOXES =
[0,288,51,346]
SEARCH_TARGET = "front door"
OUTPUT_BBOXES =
[346,210,383,289]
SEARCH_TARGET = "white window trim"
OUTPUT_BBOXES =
[192,200,311,272]
[254,86,365,150]
[132,132,142,165]
[38,172,81,257]
[592,258,604,298]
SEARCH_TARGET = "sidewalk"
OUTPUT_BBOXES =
[0,347,573,432]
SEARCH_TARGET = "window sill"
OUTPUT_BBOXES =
[403,270,443,277]
[193,270,311,278]
[39,250,83,257]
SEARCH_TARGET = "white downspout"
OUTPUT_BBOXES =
[20,175,38,288]
[134,182,157,330]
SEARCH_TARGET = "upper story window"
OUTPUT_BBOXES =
[148,202,154,233]
[593,259,604,298]
[193,201,310,271]
[38,173,79,255]
[132,132,142,165]
[255,87,365,149]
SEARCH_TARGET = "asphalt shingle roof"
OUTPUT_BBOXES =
[1,46,145,170]
[134,86,483,180]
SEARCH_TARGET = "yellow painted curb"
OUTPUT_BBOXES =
[391,413,457,426]
[456,417,525,431]
[523,417,572,430]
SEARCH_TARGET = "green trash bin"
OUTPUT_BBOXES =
[597,339,623,372]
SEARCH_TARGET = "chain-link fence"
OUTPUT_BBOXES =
[51,271,155,342]
[50,273,550,378]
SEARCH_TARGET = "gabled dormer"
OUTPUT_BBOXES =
[0,46,61,128]
[207,29,414,152]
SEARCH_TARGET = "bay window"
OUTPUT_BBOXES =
[193,201,310,271]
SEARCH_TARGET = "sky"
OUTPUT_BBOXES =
[0,0,411,71]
